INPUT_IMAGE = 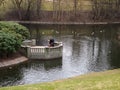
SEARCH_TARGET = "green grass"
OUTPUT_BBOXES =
[0,69,120,90]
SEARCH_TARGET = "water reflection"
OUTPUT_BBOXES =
[0,24,120,87]
[62,36,112,78]
[20,59,62,84]
[0,66,23,86]
[0,59,62,87]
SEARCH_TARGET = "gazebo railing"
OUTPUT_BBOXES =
[27,42,63,60]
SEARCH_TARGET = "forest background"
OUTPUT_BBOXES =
[0,0,120,22]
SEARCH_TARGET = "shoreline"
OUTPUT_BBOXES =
[0,56,28,68]
[0,69,119,90]
[2,21,120,25]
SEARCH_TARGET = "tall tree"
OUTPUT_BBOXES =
[36,0,42,17]
[53,0,57,21]
[0,0,5,6]
[73,0,78,17]
[24,0,33,20]
[12,0,23,20]
[53,0,62,21]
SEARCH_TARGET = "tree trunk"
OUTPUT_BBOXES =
[36,0,42,18]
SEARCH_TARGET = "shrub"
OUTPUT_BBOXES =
[0,22,30,58]
[0,30,22,58]
[0,22,30,40]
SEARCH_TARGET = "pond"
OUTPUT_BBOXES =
[0,24,120,87]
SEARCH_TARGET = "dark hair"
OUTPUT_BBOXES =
[49,39,54,46]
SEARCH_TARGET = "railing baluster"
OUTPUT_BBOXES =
[27,42,62,59]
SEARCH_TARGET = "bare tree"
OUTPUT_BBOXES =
[91,0,120,21]
[114,0,120,19]
[53,0,62,21]
[36,0,42,17]
[73,0,78,17]
[11,0,36,20]
[91,0,107,21]
[0,0,5,6]
[1,0,120,22]
[12,0,23,20]
[53,0,57,21]
[24,0,33,20]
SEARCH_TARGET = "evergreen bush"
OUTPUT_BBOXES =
[0,30,22,58]
[0,22,30,40]
[0,22,30,58]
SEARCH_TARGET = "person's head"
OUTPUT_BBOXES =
[49,39,54,43]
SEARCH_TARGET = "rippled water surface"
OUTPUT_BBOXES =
[0,24,120,87]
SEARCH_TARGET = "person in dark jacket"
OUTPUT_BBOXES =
[49,39,55,47]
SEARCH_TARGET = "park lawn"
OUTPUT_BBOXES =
[0,69,120,90]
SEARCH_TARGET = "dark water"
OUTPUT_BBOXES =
[0,24,120,87]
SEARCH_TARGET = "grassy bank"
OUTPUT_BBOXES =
[0,69,120,90]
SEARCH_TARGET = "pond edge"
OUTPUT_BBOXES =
[2,21,120,25]
[0,56,28,68]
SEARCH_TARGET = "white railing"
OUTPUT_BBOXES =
[21,39,36,47]
[27,42,63,60]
